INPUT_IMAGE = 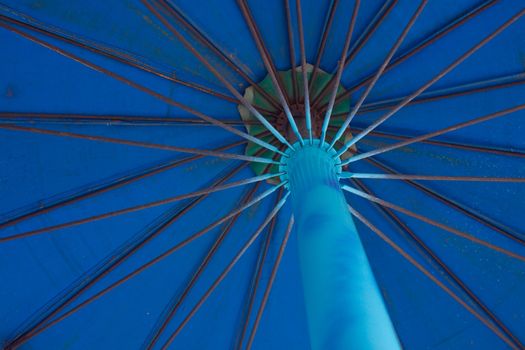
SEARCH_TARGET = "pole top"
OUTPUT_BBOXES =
[279,139,343,189]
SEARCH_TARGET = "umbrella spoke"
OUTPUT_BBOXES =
[0,136,257,231]
[0,112,260,126]
[329,0,499,108]
[235,188,282,350]
[0,11,245,106]
[237,0,304,145]
[284,0,299,105]
[237,0,292,109]
[343,103,525,164]
[156,1,282,111]
[245,215,294,350]
[342,173,525,183]
[0,20,284,156]
[344,0,398,71]
[308,0,340,94]
[159,192,290,350]
[4,160,257,348]
[327,0,425,149]
[311,0,397,108]
[0,124,279,164]
[344,126,525,159]
[319,0,360,145]
[144,183,263,350]
[362,157,525,255]
[144,146,284,350]
[343,186,525,263]
[142,0,293,150]
[7,183,286,349]
[336,7,525,156]
[347,205,521,350]
[358,71,525,114]
[0,168,282,243]
[295,0,312,143]
[351,178,525,350]
[9,205,191,348]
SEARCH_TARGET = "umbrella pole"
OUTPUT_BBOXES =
[281,141,400,350]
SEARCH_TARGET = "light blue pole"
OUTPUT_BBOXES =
[280,141,400,350]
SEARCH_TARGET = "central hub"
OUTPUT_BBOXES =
[238,64,354,180]
[279,140,342,190]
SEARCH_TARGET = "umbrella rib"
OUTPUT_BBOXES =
[0,169,283,244]
[4,160,253,348]
[373,0,499,76]
[363,157,525,257]
[329,0,499,108]
[284,0,299,105]
[343,186,525,263]
[236,0,304,145]
[357,71,525,114]
[0,20,284,156]
[345,125,525,159]
[347,205,521,350]
[0,11,246,107]
[7,183,286,349]
[337,7,525,156]
[245,215,294,350]
[308,0,340,94]
[0,112,261,127]
[343,102,525,164]
[0,131,270,232]
[295,0,313,143]
[144,182,263,350]
[0,136,254,231]
[144,147,283,350]
[342,173,525,183]
[327,0,425,149]
[142,0,293,150]
[159,192,290,350]
[319,0,360,145]
[350,178,525,350]
[235,186,283,350]
[0,123,278,165]
[310,0,398,109]
[156,1,282,111]
[344,0,398,69]
[236,0,293,109]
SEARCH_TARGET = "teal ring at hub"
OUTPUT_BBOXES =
[278,140,342,189]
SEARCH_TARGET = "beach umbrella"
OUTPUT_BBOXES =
[1,0,525,349]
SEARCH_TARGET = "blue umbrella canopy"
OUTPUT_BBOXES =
[1,0,525,349]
